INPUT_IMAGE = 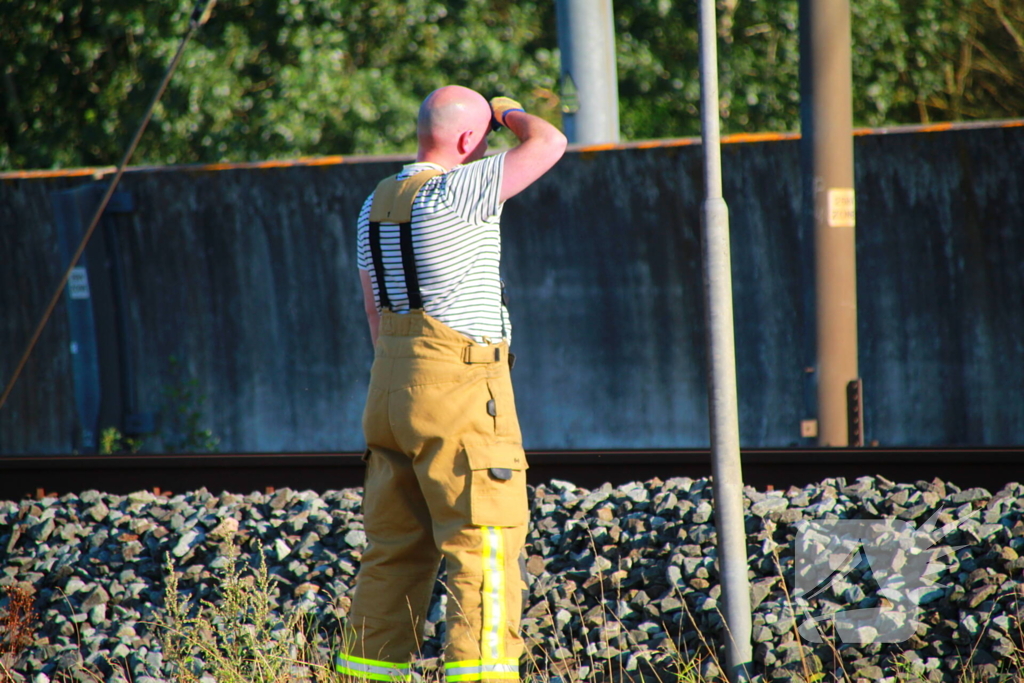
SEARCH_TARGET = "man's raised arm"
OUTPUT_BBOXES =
[491,96,568,203]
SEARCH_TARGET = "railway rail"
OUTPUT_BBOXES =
[1,447,1021,501]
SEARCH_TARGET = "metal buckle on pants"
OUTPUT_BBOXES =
[463,345,502,364]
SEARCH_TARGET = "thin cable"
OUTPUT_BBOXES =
[0,0,216,412]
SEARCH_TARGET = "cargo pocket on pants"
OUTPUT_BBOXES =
[464,442,529,527]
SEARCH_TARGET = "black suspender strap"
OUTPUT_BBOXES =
[368,220,391,310]
[367,168,442,312]
[500,280,508,340]
[398,221,423,310]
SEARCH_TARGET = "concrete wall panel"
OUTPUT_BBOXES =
[2,124,1021,453]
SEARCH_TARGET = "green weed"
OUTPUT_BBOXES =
[158,537,313,682]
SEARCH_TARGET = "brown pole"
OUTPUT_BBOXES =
[805,0,858,446]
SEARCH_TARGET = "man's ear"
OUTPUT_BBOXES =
[457,130,474,156]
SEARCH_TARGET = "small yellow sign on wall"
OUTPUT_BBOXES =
[827,188,856,227]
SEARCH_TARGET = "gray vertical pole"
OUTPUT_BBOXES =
[555,0,620,144]
[697,0,752,679]
[802,0,859,447]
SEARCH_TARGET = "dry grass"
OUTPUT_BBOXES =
[1,584,37,683]
[0,584,36,658]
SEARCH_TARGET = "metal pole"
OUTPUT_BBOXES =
[802,0,859,446]
[697,0,752,679]
[555,0,620,144]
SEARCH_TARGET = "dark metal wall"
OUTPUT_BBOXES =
[2,124,1022,453]
[855,129,1024,445]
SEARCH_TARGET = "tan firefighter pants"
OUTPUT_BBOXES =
[337,310,529,683]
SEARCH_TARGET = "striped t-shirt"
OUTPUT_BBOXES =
[356,153,511,344]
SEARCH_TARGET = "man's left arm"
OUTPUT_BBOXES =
[359,269,380,346]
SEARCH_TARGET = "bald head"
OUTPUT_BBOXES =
[417,86,493,166]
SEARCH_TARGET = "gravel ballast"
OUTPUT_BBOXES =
[2,475,1023,682]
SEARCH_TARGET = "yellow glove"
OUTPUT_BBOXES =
[489,96,525,130]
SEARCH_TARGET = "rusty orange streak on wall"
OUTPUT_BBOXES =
[3,119,1021,181]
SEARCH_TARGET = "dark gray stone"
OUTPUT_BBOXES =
[949,487,990,504]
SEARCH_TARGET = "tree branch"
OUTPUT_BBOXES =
[983,0,1024,59]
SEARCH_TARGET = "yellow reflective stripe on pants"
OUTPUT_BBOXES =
[444,659,519,682]
[481,526,506,661]
[336,653,412,682]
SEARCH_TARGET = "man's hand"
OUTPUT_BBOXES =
[490,96,525,131]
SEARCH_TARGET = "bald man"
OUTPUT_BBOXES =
[338,86,566,682]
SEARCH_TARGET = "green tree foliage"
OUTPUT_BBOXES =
[0,0,558,169]
[1,0,1021,171]
[614,0,1024,137]
[614,0,803,138]
[852,0,1024,123]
